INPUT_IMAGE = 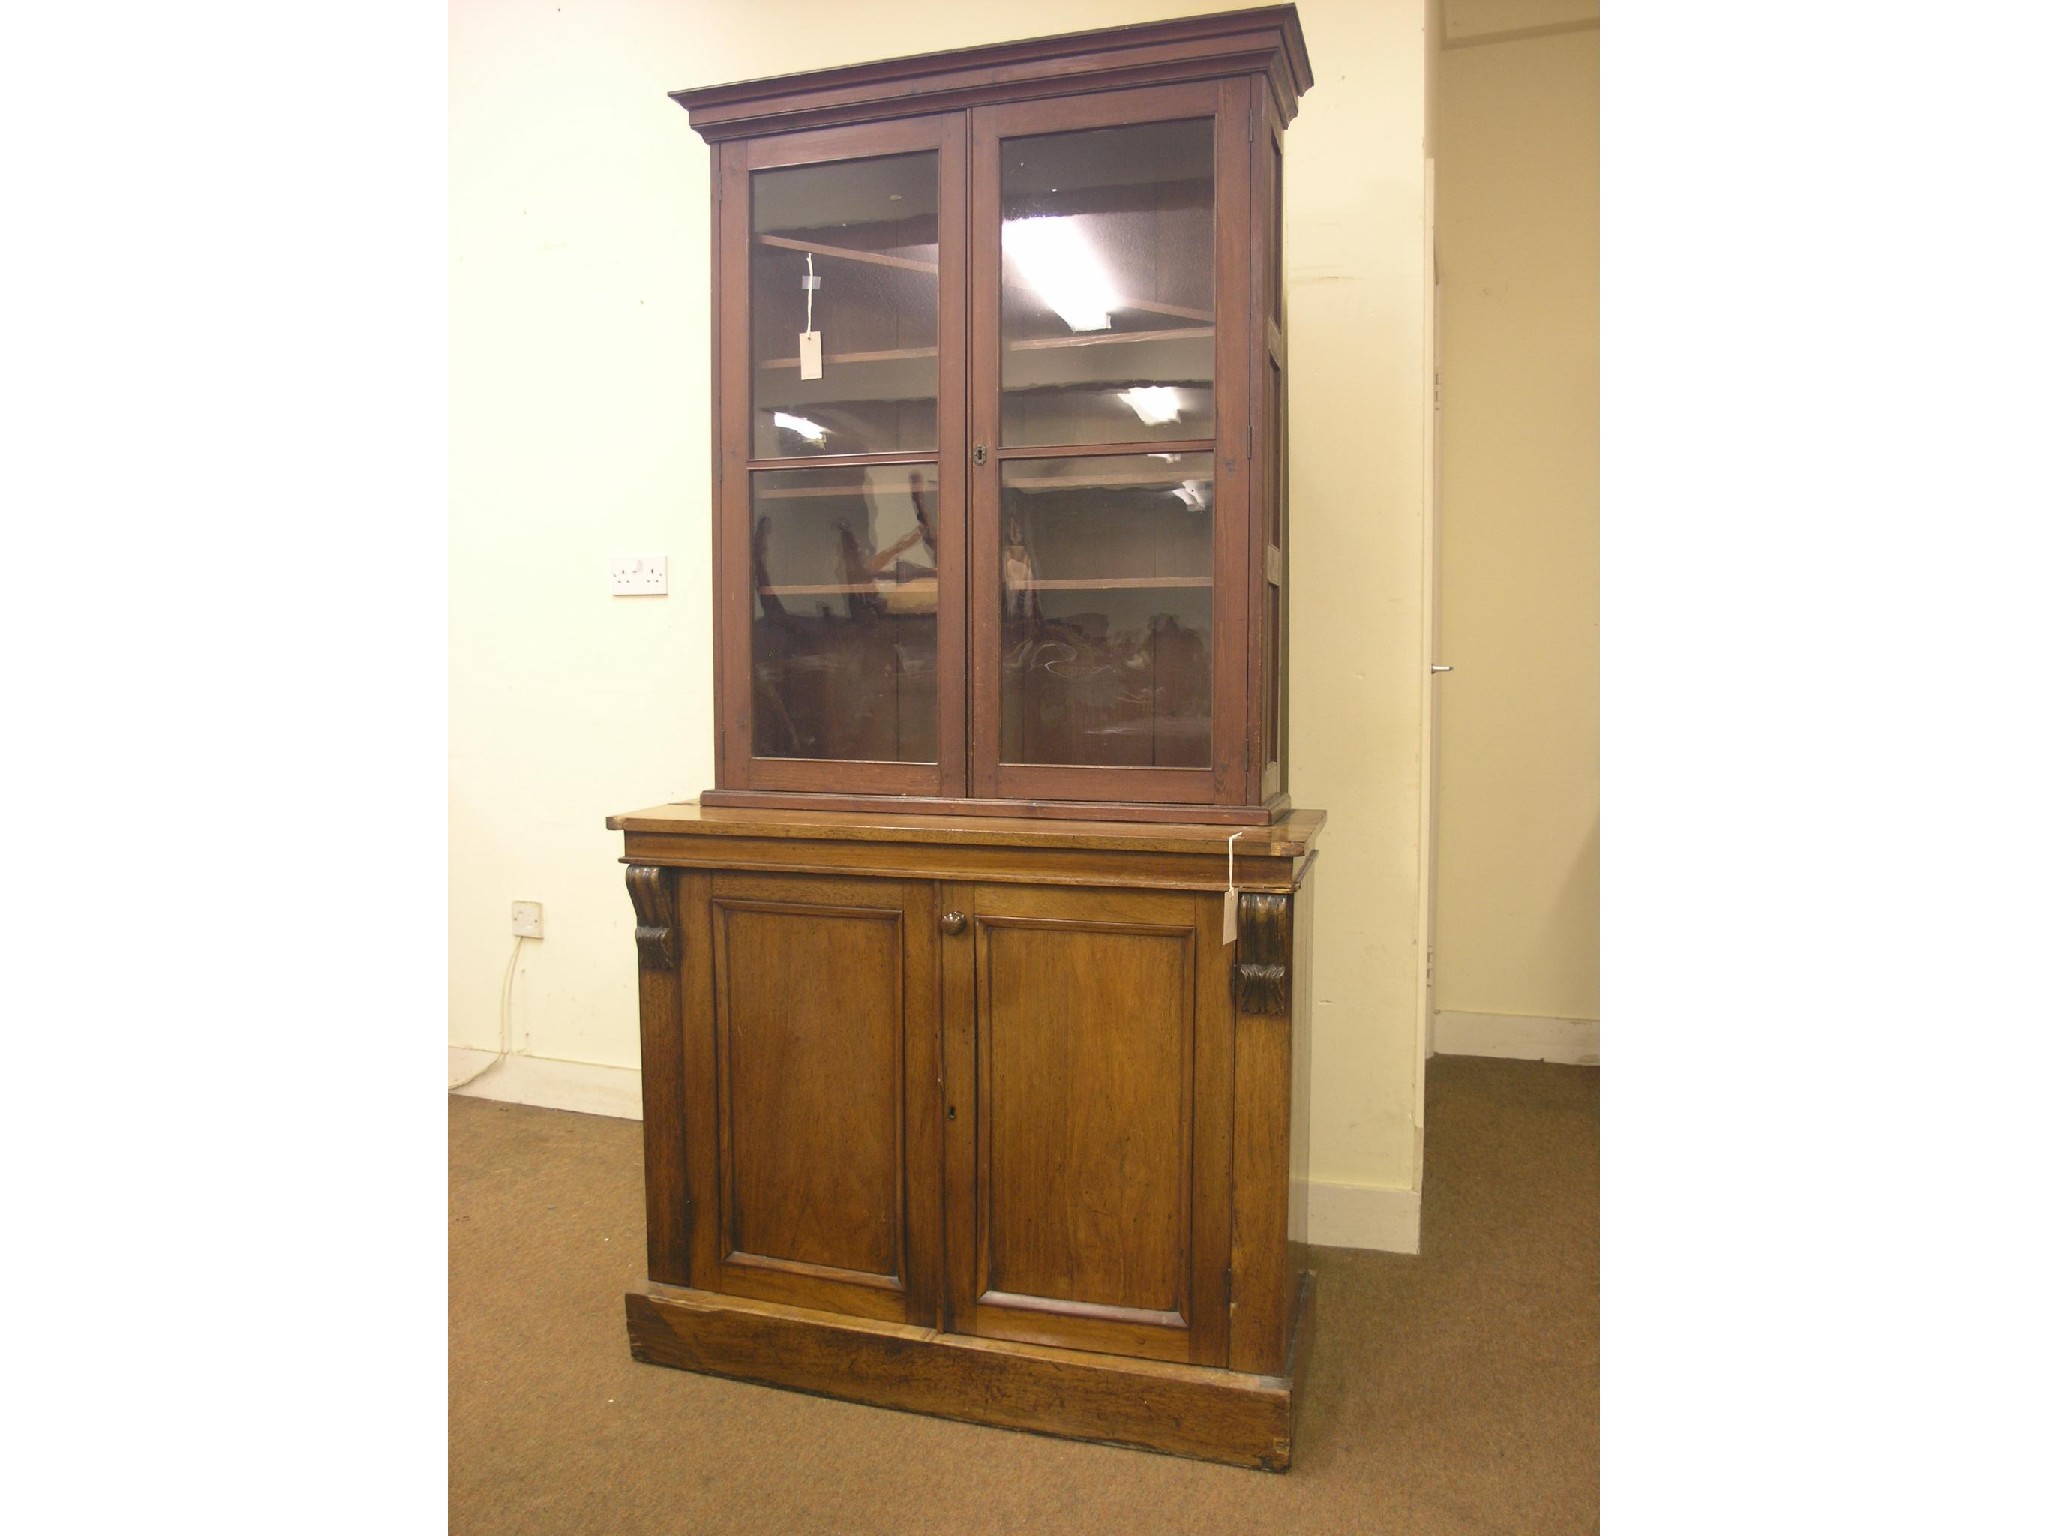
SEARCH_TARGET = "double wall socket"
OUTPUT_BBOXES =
[610,554,668,595]
[511,901,544,938]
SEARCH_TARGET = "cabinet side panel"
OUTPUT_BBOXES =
[1228,889,1295,1375]
[1288,859,1315,1252]
[632,866,689,1286]
[714,896,906,1280]
[714,141,753,788]
[1210,73,1253,804]
[680,871,722,1285]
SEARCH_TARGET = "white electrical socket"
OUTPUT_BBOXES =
[511,901,544,938]
[610,554,668,596]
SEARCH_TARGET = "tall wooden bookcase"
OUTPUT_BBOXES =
[611,7,1323,1468]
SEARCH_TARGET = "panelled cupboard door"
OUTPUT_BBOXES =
[683,871,945,1325]
[938,883,1234,1365]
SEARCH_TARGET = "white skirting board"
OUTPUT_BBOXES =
[1301,1180,1422,1254]
[448,1049,644,1120]
[1433,1010,1600,1065]
[448,1052,1428,1255]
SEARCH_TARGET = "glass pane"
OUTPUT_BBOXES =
[998,454,1212,768]
[1000,120,1215,447]
[751,153,939,458]
[749,464,940,762]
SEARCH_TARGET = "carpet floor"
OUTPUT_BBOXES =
[450,1055,1598,1533]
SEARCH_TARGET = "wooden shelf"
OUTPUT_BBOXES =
[760,344,939,371]
[1006,469,1213,492]
[761,325,1210,371]
[757,577,1205,595]
[753,481,930,501]
[1010,576,1211,591]
[758,581,937,597]
[753,234,1214,327]
[757,232,938,275]
[751,470,1207,497]
[1007,326,1214,352]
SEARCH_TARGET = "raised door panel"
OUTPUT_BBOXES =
[941,884,1231,1365]
[688,871,942,1324]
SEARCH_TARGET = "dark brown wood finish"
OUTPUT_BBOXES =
[944,884,1226,1365]
[611,801,1323,863]
[1248,77,1289,802]
[617,801,1320,1459]
[628,865,689,1286]
[670,7,1312,140]
[1233,888,1293,1015]
[678,871,945,1324]
[697,785,1290,826]
[688,11,1310,822]
[968,80,1243,808]
[627,11,1322,1466]
[626,1281,1303,1470]
[1229,887,1296,1375]
[714,113,969,798]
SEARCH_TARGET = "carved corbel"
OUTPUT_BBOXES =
[1233,891,1292,1015]
[625,865,679,970]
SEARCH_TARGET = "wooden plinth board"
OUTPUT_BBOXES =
[625,1270,1317,1470]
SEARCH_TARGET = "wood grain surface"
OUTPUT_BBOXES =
[625,1281,1304,1469]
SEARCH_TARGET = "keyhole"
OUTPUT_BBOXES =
[947,1105,957,1121]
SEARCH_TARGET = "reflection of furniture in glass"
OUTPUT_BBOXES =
[614,7,1320,1471]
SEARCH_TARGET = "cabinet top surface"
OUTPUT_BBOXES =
[608,803,1326,859]
[670,5,1313,141]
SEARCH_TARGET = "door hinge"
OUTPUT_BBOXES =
[1225,1266,1234,1303]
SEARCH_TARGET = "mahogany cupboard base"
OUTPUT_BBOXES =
[625,1269,1316,1470]
[611,803,1323,1470]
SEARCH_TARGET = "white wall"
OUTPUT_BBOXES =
[450,0,1434,1247]
[1433,4,1600,1061]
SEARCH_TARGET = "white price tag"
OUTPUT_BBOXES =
[1222,829,1244,946]
[799,330,822,380]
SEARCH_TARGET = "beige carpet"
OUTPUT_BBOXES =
[451,1055,1597,1533]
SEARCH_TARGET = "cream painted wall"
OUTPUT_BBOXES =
[1434,16,1600,1029]
[450,0,1434,1213]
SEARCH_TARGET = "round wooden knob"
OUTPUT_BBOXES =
[940,910,968,935]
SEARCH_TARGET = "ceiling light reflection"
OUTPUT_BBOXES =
[1119,387,1183,427]
[772,411,829,444]
[1004,216,1118,333]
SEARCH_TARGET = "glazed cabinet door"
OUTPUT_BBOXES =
[678,870,945,1324]
[938,883,1234,1364]
[713,115,969,797]
[968,81,1256,809]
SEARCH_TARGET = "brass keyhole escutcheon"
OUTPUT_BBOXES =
[941,910,967,935]
[972,444,987,466]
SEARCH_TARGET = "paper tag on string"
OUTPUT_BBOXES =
[1222,830,1243,946]
[798,253,823,378]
